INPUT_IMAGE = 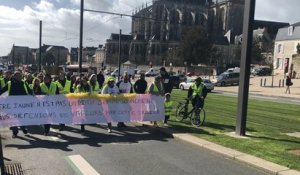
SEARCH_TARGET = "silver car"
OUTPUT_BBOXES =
[179,78,214,92]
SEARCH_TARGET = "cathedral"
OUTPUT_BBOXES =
[105,0,245,66]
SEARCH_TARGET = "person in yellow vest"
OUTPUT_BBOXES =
[164,93,173,126]
[148,76,164,126]
[56,72,73,131]
[101,76,120,133]
[40,74,60,135]
[0,70,12,89]
[148,76,164,96]
[187,77,208,117]
[0,71,33,138]
[74,76,91,132]
[89,74,101,94]
[56,72,73,94]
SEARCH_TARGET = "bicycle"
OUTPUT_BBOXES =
[175,98,206,127]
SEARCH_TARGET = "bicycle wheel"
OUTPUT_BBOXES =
[175,104,186,121]
[190,108,206,127]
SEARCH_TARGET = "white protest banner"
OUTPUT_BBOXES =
[0,94,164,128]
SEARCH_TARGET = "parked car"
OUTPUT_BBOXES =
[213,72,240,86]
[203,79,214,92]
[179,78,214,92]
[145,68,160,77]
[111,68,135,77]
[137,70,146,75]
[252,67,272,76]
[104,69,111,75]
[170,74,187,88]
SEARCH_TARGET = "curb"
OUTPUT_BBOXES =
[141,124,300,175]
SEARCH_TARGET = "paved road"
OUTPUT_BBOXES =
[1,124,269,175]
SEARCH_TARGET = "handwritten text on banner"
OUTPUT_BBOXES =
[0,94,164,128]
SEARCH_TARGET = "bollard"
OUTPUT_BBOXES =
[260,78,263,87]
[279,80,281,87]
[264,78,266,87]
[282,80,285,87]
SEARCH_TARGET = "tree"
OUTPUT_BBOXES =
[179,27,214,65]
[251,39,264,64]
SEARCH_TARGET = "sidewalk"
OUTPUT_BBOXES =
[213,76,300,99]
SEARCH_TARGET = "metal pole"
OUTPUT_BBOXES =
[39,20,42,72]
[79,0,84,74]
[0,134,5,174]
[235,0,256,136]
[118,29,122,81]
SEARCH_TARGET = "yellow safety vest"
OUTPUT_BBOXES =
[89,81,100,94]
[152,82,162,93]
[40,82,57,95]
[164,101,173,116]
[0,78,5,89]
[56,80,71,94]
[191,83,205,97]
[7,81,29,95]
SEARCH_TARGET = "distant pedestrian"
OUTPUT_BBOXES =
[97,71,105,89]
[160,67,173,94]
[134,73,147,94]
[285,75,293,94]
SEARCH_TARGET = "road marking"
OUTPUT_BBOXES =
[66,155,100,175]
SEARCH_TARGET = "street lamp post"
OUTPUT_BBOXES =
[169,62,173,73]
[184,61,187,75]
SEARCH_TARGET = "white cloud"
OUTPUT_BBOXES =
[1,0,300,56]
[0,0,148,56]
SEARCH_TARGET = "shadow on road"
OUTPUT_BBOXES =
[4,125,173,151]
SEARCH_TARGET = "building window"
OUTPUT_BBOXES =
[277,44,283,53]
[288,26,294,36]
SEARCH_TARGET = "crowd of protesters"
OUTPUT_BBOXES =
[0,67,175,138]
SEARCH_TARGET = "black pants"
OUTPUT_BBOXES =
[164,115,170,123]
[10,126,27,135]
[191,97,204,109]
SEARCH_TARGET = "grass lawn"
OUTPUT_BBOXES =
[169,89,300,170]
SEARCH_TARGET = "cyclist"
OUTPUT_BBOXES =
[187,77,208,118]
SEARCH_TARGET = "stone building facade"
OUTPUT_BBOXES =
[105,0,245,66]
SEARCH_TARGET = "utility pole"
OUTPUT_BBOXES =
[236,0,256,136]
[118,29,122,81]
[39,20,42,72]
[79,0,84,74]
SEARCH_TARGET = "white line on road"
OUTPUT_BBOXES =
[67,155,100,175]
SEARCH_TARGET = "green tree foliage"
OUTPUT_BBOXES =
[251,39,264,64]
[179,27,213,65]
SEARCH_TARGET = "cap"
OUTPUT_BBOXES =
[165,93,171,97]
[108,76,116,82]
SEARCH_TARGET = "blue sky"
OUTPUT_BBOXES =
[0,0,300,56]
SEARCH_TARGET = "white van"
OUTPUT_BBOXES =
[145,68,160,77]
[111,68,135,77]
